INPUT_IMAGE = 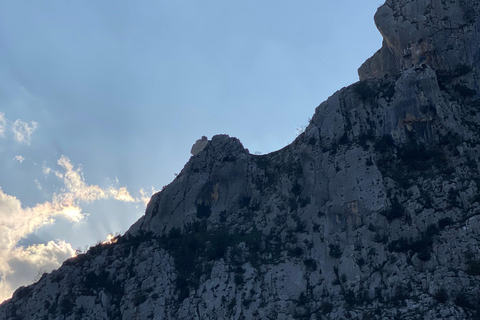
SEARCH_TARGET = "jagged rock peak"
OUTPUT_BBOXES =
[127,134,248,236]
[188,134,248,166]
[208,134,246,154]
[190,135,246,157]
[359,0,480,80]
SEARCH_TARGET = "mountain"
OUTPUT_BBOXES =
[2,0,480,319]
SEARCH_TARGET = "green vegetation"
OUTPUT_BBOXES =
[419,104,437,115]
[391,285,409,307]
[358,130,375,150]
[437,65,477,100]
[447,188,460,207]
[291,182,302,196]
[329,244,343,259]
[298,196,310,208]
[374,133,451,189]
[127,224,265,302]
[454,292,473,309]
[433,287,448,303]
[84,270,124,297]
[133,293,148,307]
[379,81,396,101]
[397,140,446,172]
[289,247,304,258]
[338,133,349,145]
[196,203,211,219]
[303,258,317,271]
[373,232,388,244]
[222,155,236,162]
[234,267,245,285]
[438,217,453,229]
[239,195,251,208]
[454,63,472,76]
[387,224,439,261]
[353,81,377,101]
[466,260,480,276]
[321,301,334,315]
[59,297,74,315]
[381,197,405,222]
[352,79,395,102]
[374,135,395,153]
[454,83,477,97]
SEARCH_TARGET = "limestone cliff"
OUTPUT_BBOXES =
[2,0,480,319]
[359,0,480,82]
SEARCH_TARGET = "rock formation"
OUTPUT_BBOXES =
[190,136,209,156]
[359,0,480,81]
[2,0,480,319]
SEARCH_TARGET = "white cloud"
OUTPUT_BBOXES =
[138,187,157,206]
[0,113,5,138]
[0,187,84,302]
[13,155,24,163]
[42,162,51,175]
[0,240,74,303]
[0,155,145,302]
[55,155,136,204]
[0,187,85,248]
[34,179,42,191]
[12,119,38,145]
[108,186,135,202]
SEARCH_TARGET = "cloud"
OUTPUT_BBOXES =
[13,155,24,163]
[0,240,74,303]
[42,162,51,175]
[0,187,85,249]
[54,155,136,204]
[0,113,5,137]
[108,186,135,202]
[0,186,84,302]
[0,155,141,302]
[11,119,38,144]
[139,187,157,206]
[34,179,42,191]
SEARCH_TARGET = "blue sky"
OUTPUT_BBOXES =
[0,0,384,301]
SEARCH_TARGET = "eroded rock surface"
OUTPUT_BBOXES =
[359,0,480,84]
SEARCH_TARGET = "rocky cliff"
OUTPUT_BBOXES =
[2,0,480,319]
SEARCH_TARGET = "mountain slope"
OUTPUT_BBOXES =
[2,0,480,319]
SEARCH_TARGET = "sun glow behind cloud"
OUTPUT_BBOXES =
[101,234,118,245]
[0,155,153,303]
[0,187,80,302]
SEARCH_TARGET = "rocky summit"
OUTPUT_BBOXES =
[2,0,480,319]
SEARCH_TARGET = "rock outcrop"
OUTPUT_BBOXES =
[2,0,480,319]
[359,0,480,83]
[190,136,209,156]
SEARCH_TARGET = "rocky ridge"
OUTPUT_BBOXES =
[2,0,480,319]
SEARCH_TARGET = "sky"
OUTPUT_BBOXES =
[0,0,385,302]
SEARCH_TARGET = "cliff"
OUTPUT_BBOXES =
[1,0,480,319]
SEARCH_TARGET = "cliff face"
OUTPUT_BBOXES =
[359,0,480,81]
[2,0,480,319]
